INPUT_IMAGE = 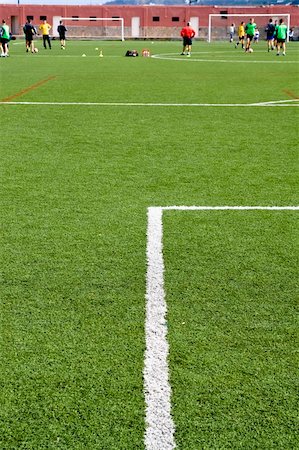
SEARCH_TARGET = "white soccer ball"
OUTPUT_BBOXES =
[249,48,253,53]
[34,47,39,53]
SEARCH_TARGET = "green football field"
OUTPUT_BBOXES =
[0,39,298,449]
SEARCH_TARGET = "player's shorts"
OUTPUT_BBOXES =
[25,34,33,42]
[59,34,65,40]
[238,35,245,40]
[267,35,274,41]
[183,37,192,46]
[277,38,286,43]
[246,34,254,41]
[0,38,9,45]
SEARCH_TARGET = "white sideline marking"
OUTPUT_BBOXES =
[144,205,299,450]
[0,100,298,107]
[145,207,176,450]
[162,205,299,211]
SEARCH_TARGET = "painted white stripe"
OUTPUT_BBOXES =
[152,53,299,64]
[250,99,299,106]
[144,205,298,449]
[162,205,299,211]
[0,101,298,107]
[144,207,176,450]
[9,54,122,58]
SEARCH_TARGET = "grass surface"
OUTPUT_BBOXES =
[164,211,298,449]
[0,39,298,449]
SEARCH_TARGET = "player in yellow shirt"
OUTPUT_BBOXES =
[235,21,245,49]
[39,20,52,49]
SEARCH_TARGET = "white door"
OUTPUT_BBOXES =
[52,16,61,38]
[131,17,140,38]
[190,17,199,37]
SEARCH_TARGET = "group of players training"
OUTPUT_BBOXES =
[180,17,289,58]
[23,18,67,53]
[0,18,67,57]
[1,16,290,59]
[234,17,288,56]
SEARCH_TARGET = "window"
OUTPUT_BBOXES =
[172,17,180,22]
[40,16,47,21]
[153,17,160,22]
[72,16,79,21]
[90,16,96,21]
[220,11,228,19]
[27,15,34,21]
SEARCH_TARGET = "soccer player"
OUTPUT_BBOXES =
[245,18,257,52]
[180,22,196,57]
[0,19,10,57]
[235,21,245,49]
[23,19,37,53]
[253,28,260,44]
[229,23,235,43]
[57,20,67,50]
[276,18,288,56]
[265,18,275,52]
[273,19,278,49]
[289,28,294,41]
[39,19,52,49]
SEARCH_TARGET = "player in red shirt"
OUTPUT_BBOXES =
[180,22,196,57]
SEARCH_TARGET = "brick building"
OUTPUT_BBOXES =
[0,3,298,39]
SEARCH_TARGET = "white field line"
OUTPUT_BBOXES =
[144,205,299,450]
[10,54,122,58]
[145,207,176,450]
[151,53,299,64]
[0,101,298,107]
[162,205,299,211]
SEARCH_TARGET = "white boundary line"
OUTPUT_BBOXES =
[145,207,175,450]
[0,101,298,107]
[144,205,299,450]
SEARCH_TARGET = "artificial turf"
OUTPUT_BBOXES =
[0,39,298,448]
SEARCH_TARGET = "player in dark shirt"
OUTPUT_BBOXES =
[23,19,37,53]
[265,18,275,52]
[57,21,67,50]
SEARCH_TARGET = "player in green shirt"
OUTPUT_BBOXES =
[245,18,257,52]
[276,18,288,56]
[0,19,10,57]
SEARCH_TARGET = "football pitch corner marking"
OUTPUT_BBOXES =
[144,205,299,450]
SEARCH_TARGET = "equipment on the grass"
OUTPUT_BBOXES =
[59,17,125,41]
[125,49,138,57]
[142,49,151,57]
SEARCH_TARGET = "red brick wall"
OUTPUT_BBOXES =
[1,4,298,38]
